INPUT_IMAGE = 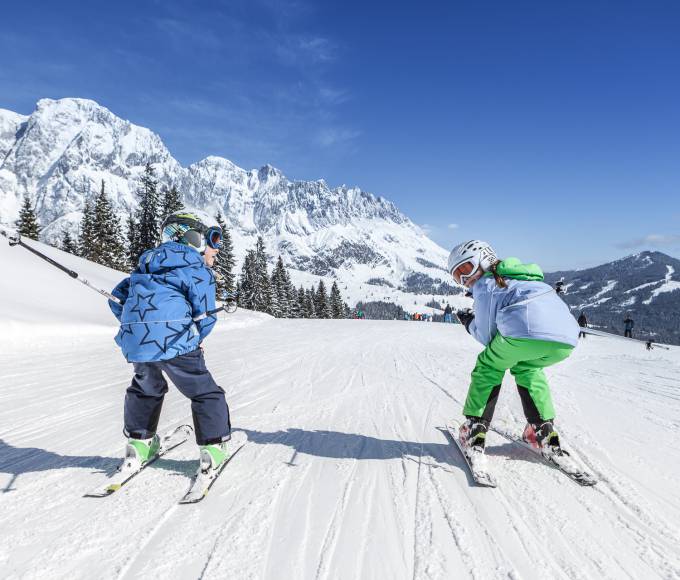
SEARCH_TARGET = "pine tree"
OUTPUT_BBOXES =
[61,228,78,254]
[90,181,127,270]
[270,270,281,318]
[286,273,299,318]
[16,195,40,240]
[329,281,344,319]
[252,236,273,314]
[271,256,290,318]
[235,280,242,305]
[314,280,331,319]
[126,212,142,270]
[160,185,184,219]
[135,163,161,260]
[297,286,307,318]
[238,250,257,310]
[78,199,96,259]
[213,211,236,298]
[305,288,316,318]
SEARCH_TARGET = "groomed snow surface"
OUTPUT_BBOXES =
[2,240,680,579]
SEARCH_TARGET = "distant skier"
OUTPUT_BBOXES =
[444,303,453,323]
[448,240,578,460]
[577,312,588,339]
[108,210,232,476]
[646,339,653,351]
[624,315,634,338]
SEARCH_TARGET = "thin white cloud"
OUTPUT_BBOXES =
[315,127,361,148]
[447,223,459,230]
[618,234,680,249]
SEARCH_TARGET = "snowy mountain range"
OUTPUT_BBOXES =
[544,251,680,345]
[0,98,461,311]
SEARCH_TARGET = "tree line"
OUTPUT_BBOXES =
[13,163,350,319]
[236,236,350,319]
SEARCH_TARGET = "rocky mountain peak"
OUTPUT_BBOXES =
[0,98,458,312]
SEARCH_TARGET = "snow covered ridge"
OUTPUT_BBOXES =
[0,98,457,310]
[544,251,680,345]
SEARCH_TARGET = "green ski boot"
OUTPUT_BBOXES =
[125,434,161,465]
[199,442,229,472]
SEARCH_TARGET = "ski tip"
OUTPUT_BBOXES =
[84,488,116,498]
[475,478,498,488]
[179,488,208,504]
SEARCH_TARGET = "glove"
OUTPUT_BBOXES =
[456,309,475,333]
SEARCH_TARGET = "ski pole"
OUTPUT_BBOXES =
[6,233,233,320]
[8,233,122,303]
[580,327,670,349]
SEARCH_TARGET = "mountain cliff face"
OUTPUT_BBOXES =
[0,98,460,309]
[545,251,680,345]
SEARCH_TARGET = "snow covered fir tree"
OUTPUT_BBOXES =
[15,195,40,240]
[78,181,127,271]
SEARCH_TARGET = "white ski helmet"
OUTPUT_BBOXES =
[161,209,222,253]
[448,240,498,285]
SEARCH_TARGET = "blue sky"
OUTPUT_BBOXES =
[1,0,679,269]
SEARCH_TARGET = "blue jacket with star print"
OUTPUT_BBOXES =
[108,241,217,362]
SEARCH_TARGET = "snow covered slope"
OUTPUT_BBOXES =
[0,234,122,338]
[1,240,680,579]
[0,98,458,311]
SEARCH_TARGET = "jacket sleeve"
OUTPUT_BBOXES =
[109,277,130,322]
[187,266,217,342]
[468,281,498,346]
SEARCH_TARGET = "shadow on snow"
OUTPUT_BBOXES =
[1,426,535,492]
[237,426,500,485]
[0,439,195,493]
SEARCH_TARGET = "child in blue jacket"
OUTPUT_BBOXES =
[109,210,231,473]
[448,240,579,458]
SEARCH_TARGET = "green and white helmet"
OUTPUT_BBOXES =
[160,209,222,253]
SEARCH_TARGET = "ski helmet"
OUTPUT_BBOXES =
[160,209,222,253]
[448,240,498,286]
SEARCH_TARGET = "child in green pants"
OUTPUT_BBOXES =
[448,240,579,457]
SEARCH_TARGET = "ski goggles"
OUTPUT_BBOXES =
[450,259,479,285]
[205,227,222,250]
[162,224,223,252]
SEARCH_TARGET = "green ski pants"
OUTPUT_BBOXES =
[463,334,573,421]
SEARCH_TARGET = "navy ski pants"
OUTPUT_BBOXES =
[124,349,231,445]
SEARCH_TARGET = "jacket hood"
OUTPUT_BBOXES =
[489,257,544,281]
[137,242,204,274]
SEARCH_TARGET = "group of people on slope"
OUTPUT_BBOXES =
[107,212,585,477]
[578,311,636,340]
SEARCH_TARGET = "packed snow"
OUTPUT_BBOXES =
[2,239,680,579]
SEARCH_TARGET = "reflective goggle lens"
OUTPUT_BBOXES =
[452,261,475,284]
[207,228,222,249]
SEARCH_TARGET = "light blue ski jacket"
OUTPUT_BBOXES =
[469,275,579,348]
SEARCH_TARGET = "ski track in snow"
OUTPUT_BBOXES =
[2,320,680,579]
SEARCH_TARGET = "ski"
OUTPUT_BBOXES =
[491,424,597,487]
[446,423,497,488]
[179,433,247,504]
[85,424,193,497]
